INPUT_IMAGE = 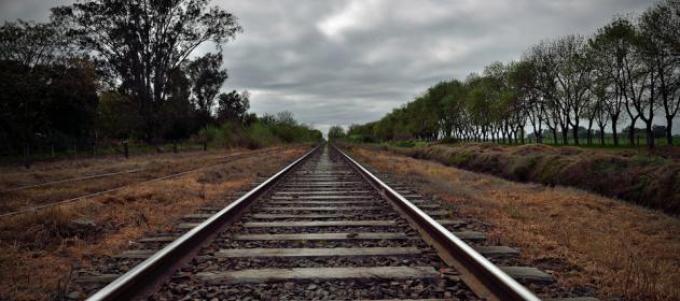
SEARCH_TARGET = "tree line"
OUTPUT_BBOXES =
[346,0,680,148]
[0,0,321,166]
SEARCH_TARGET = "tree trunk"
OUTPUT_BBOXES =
[572,124,580,146]
[611,117,619,146]
[599,126,606,145]
[561,127,569,145]
[628,117,638,146]
[23,143,31,169]
[667,116,674,146]
[646,121,655,149]
[552,128,558,145]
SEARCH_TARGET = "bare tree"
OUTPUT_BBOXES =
[554,35,593,145]
[640,0,680,145]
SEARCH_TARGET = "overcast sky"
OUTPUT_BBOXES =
[1,0,655,134]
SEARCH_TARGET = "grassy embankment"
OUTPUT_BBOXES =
[366,143,680,215]
[347,146,680,301]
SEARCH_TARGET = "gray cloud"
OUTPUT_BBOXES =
[1,0,653,134]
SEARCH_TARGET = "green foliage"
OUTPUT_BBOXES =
[327,126,346,141]
[217,91,250,124]
[196,113,323,149]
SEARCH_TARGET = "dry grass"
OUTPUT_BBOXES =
[349,146,680,301]
[374,143,680,214]
[0,146,288,214]
[0,146,307,301]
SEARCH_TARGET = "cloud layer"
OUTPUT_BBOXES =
[1,0,652,134]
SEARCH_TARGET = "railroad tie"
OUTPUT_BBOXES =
[196,266,440,284]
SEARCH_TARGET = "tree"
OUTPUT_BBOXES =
[590,17,638,146]
[97,91,142,140]
[276,111,297,126]
[216,90,250,124]
[161,67,197,145]
[554,35,593,145]
[328,126,346,141]
[0,20,68,67]
[508,60,538,143]
[0,20,85,166]
[185,52,228,128]
[634,12,666,148]
[528,41,561,144]
[52,0,242,140]
[640,0,680,145]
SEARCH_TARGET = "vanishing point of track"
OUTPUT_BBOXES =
[77,144,593,300]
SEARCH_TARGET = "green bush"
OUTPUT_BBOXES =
[195,119,322,149]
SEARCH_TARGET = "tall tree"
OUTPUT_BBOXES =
[640,0,680,145]
[0,20,73,166]
[590,17,637,146]
[52,0,241,140]
[328,126,346,141]
[185,52,228,128]
[528,41,561,144]
[554,35,593,145]
[216,90,250,124]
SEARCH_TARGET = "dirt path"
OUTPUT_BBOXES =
[349,146,680,301]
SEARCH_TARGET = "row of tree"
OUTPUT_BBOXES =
[0,0,270,162]
[347,0,680,148]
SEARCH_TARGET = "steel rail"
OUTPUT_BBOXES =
[86,144,321,301]
[332,144,540,301]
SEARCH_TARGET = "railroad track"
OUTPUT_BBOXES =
[0,147,286,218]
[2,147,286,193]
[72,144,597,300]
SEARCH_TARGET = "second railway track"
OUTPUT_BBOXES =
[74,144,596,300]
[0,147,286,217]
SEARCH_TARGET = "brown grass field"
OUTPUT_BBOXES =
[0,145,308,301]
[0,146,287,215]
[348,146,680,301]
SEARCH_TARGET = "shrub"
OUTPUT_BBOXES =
[194,119,322,149]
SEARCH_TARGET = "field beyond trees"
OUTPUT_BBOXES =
[358,143,680,215]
